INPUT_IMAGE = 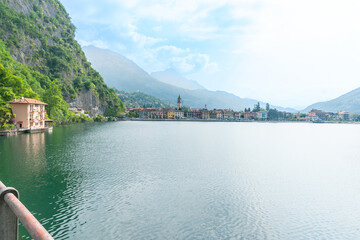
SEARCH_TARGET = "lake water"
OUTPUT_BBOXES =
[1,121,360,239]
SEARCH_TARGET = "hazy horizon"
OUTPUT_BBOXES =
[60,0,360,109]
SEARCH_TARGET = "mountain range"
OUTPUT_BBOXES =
[151,69,205,90]
[303,87,360,113]
[83,46,296,112]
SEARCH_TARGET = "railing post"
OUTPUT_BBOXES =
[0,181,54,240]
[0,181,19,240]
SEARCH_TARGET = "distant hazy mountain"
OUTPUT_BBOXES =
[83,46,295,111]
[151,69,205,90]
[303,87,360,113]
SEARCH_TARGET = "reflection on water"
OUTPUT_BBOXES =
[1,122,360,239]
[0,126,87,239]
[22,133,46,172]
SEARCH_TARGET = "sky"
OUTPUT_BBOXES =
[60,0,360,109]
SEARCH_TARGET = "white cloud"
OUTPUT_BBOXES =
[156,45,189,55]
[170,53,218,74]
[61,0,360,108]
[129,30,164,47]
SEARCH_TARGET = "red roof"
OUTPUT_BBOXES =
[8,98,47,105]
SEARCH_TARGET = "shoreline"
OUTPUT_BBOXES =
[121,118,358,124]
[2,119,358,137]
[0,127,53,137]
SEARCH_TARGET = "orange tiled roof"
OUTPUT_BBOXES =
[8,98,48,105]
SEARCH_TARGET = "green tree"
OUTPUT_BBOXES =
[42,80,69,124]
[253,102,261,112]
[0,63,38,100]
[0,99,14,130]
[268,108,279,120]
[266,103,270,111]
[95,114,105,122]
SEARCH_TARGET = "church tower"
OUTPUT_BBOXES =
[177,95,182,110]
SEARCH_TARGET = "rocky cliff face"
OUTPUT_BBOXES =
[5,0,58,15]
[65,90,106,117]
[0,0,124,116]
[0,0,77,73]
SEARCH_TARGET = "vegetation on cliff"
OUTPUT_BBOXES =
[116,90,173,109]
[0,40,87,128]
[0,0,124,128]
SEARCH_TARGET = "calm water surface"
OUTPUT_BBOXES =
[1,122,360,239]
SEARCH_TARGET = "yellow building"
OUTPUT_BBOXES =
[9,97,47,129]
[164,108,175,119]
[201,109,210,120]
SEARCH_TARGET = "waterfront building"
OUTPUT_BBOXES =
[185,109,201,119]
[138,108,165,119]
[210,110,224,119]
[194,110,202,119]
[307,109,327,121]
[338,111,350,121]
[326,112,338,121]
[216,110,224,119]
[127,96,322,122]
[139,108,154,118]
[9,97,47,129]
[223,110,234,119]
[164,108,175,119]
[307,111,318,121]
[234,112,241,119]
[150,109,164,119]
[257,111,268,120]
[174,110,184,119]
[209,110,217,119]
[243,112,258,119]
[201,108,210,120]
[184,110,192,118]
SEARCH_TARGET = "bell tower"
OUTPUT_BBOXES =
[177,95,182,110]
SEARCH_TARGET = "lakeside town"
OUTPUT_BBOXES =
[0,94,357,137]
[127,95,354,122]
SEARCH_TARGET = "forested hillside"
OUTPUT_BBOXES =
[116,91,173,109]
[0,0,124,129]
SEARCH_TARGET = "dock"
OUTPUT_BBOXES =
[0,127,53,137]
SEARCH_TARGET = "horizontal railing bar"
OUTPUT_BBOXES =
[0,181,54,240]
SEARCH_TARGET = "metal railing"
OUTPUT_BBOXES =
[0,181,54,240]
